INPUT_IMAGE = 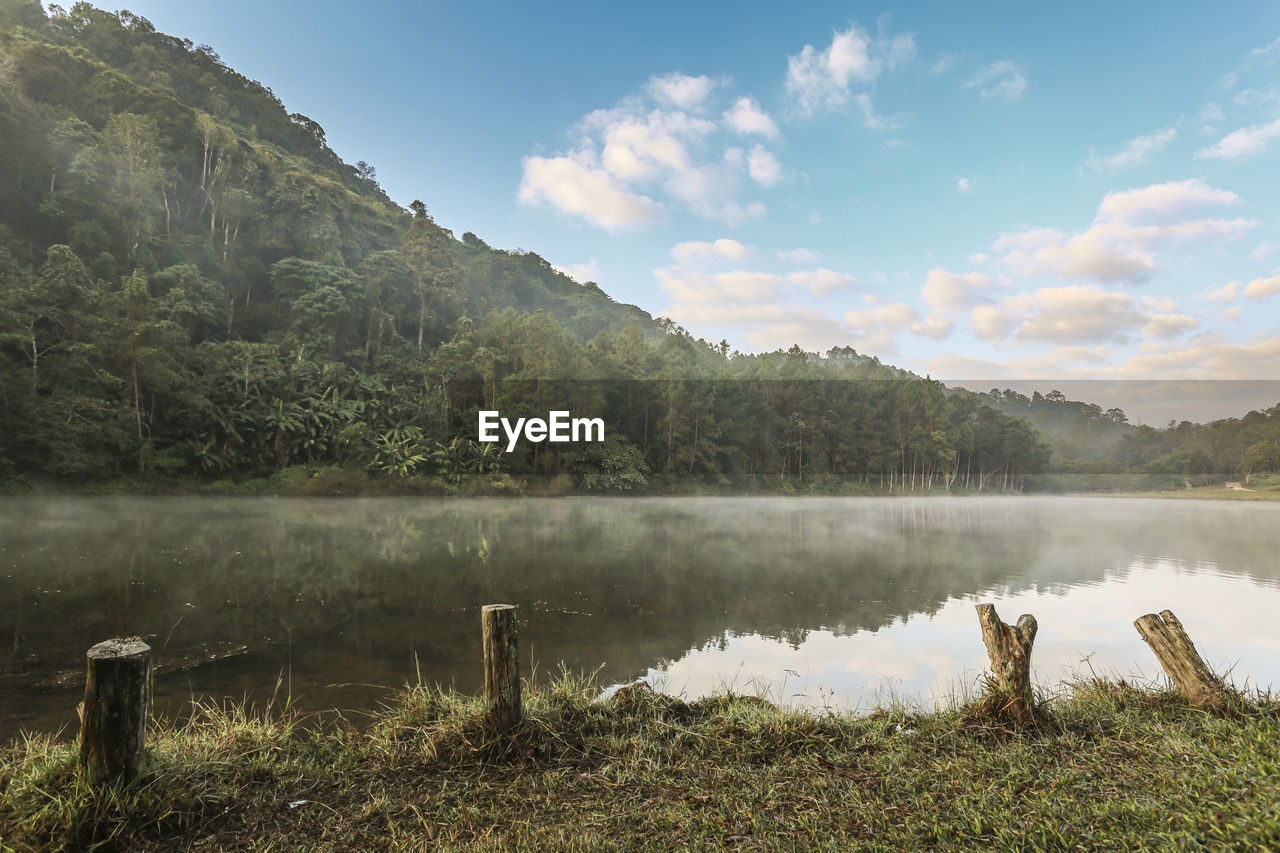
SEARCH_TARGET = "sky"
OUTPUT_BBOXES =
[81,1,1280,417]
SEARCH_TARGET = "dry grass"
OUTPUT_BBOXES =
[2,674,1278,851]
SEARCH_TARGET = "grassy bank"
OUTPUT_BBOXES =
[2,677,1277,851]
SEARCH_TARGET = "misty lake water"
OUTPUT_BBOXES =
[3,495,1280,740]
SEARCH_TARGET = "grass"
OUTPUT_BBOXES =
[2,675,1278,852]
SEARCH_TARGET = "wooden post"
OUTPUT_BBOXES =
[482,604,521,729]
[1134,610,1226,708]
[79,637,151,784]
[975,603,1038,724]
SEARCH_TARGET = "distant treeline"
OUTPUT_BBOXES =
[0,3,1276,493]
[980,388,1280,488]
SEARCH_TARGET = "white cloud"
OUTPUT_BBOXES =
[1086,126,1177,171]
[994,226,1155,282]
[787,26,874,116]
[747,145,781,186]
[787,268,858,296]
[852,93,891,130]
[1244,275,1280,300]
[710,199,768,225]
[517,154,665,231]
[594,109,715,183]
[910,316,954,339]
[968,285,1197,346]
[825,27,878,83]
[736,307,852,352]
[842,297,922,353]
[993,179,1254,283]
[657,255,900,353]
[777,248,820,265]
[929,347,1111,379]
[1196,117,1280,160]
[671,238,751,266]
[1205,282,1238,304]
[970,304,1022,343]
[723,97,779,138]
[1013,287,1151,344]
[785,22,914,117]
[933,337,1280,383]
[931,53,959,74]
[876,21,917,72]
[922,267,993,314]
[657,268,783,305]
[1198,102,1225,134]
[966,61,1027,101]
[522,78,777,228]
[1233,87,1280,107]
[1142,313,1199,338]
[1251,241,1279,261]
[660,300,851,353]
[915,266,996,340]
[957,177,973,193]
[658,263,860,304]
[1096,179,1239,224]
[1252,36,1280,58]
[647,73,720,110]
[551,258,598,283]
[1107,336,1280,379]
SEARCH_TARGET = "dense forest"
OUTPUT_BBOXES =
[0,2,1276,494]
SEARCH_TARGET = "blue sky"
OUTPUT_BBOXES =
[99,1,1280,385]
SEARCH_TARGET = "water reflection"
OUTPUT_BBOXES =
[1,496,1278,739]
[651,563,1280,710]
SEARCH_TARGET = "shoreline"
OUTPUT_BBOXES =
[3,676,1276,850]
[4,472,1279,501]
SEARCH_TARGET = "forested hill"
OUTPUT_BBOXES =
[0,1,655,339]
[6,2,1262,495]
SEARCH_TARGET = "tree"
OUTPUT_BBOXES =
[96,113,167,264]
[401,200,457,351]
[100,269,186,470]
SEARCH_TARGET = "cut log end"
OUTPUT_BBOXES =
[1133,609,1226,708]
[975,603,1039,725]
[482,604,521,730]
[79,637,151,785]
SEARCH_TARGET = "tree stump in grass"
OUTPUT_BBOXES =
[1134,610,1226,708]
[79,638,151,784]
[482,604,521,729]
[975,604,1038,724]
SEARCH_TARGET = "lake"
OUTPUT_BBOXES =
[2,495,1278,740]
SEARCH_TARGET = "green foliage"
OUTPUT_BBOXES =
[571,433,649,491]
[1,7,1273,492]
[371,424,428,478]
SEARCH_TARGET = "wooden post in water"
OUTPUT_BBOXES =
[79,637,151,784]
[1134,610,1226,708]
[975,603,1038,724]
[482,604,521,729]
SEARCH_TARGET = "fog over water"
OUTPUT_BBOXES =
[2,496,1278,739]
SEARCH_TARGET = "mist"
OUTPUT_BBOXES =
[4,494,1279,737]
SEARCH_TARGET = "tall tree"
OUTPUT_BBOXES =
[401,200,457,351]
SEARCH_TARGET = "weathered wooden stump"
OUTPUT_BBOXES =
[79,637,151,784]
[1134,609,1226,708]
[975,603,1038,724]
[482,604,521,729]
